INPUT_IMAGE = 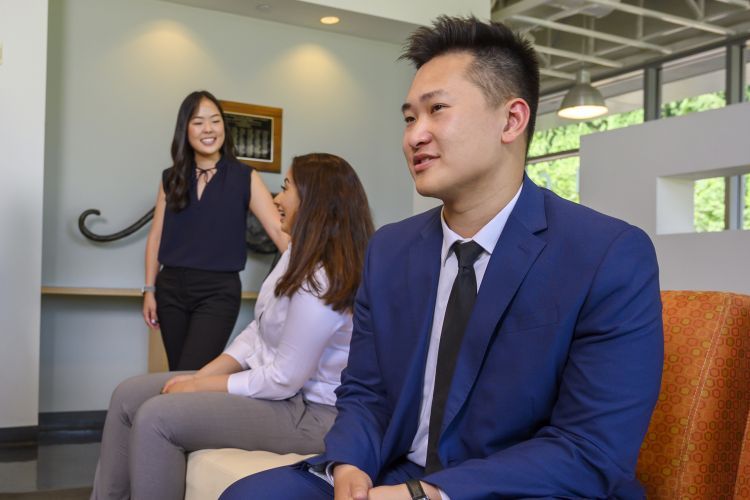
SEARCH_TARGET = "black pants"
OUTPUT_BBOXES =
[155,267,241,370]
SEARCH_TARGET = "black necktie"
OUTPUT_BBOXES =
[425,240,485,474]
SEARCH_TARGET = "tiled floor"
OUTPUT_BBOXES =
[0,440,99,493]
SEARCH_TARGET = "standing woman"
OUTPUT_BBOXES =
[143,90,288,370]
[91,153,374,500]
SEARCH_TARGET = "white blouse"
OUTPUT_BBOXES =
[223,248,352,406]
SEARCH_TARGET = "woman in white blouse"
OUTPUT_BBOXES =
[91,153,374,500]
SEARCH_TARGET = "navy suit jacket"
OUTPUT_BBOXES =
[314,177,663,499]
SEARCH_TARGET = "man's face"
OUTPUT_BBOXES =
[402,52,508,202]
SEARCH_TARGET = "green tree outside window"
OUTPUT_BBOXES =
[529,109,644,156]
[694,177,725,232]
[662,91,725,118]
[527,157,580,203]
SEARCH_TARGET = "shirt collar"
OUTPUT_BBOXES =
[440,183,523,265]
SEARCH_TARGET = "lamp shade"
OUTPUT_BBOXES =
[557,69,608,120]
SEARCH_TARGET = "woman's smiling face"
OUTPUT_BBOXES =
[274,169,301,235]
[187,98,225,163]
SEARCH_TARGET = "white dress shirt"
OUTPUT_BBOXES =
[407,184,523,467]
[223,247,352,406]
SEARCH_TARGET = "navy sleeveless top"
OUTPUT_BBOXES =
[158,156,252,272]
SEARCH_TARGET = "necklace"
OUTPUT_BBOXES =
[195,166,217,182]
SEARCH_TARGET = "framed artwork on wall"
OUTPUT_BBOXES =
[220,100,283,173]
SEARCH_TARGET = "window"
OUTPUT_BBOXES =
[528,94,644,203]
[693,177,725,232]
[662,90,726,118]
[527,157,580,203]
[535,44,748,229]
[531,107,644,154]
[661,49,726,118]
[684,45,749,232]
[692,174,750,232]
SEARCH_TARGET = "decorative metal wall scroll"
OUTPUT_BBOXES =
[78,208,155,243]
[78,208,277,254]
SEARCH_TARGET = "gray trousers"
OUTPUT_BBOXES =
[90,372,337,500]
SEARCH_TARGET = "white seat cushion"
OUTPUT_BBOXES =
[185,449,314,500]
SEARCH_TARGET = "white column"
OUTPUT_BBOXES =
[0,0,48,428]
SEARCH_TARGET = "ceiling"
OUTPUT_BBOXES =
[492,0,750,92]
[162,0,750,94]
[161,0,419,45]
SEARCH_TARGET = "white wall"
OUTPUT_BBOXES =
[40,0,414,412]
[0,0,48,428]
[581,102,750,295]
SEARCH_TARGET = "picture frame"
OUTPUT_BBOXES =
[220,100,283,173]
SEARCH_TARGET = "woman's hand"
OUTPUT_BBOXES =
[143,182,165,329]
[162,378,198,394]
[158,356,241,394]
[161,373,231,394]
[161,374,195,393]
[142,293,159,329]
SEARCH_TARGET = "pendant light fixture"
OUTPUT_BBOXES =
[557,69,608,120]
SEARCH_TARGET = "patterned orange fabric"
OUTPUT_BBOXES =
[734,412,750,499]
[636,291,750,499]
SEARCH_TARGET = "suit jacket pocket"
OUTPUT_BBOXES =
[502,306,558,334]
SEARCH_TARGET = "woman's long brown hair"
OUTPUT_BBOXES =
[275,153,374,313]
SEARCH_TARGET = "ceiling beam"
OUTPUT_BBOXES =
[550,7,744,72]
[714,0,750,8]
[545,5,589,23]
[587,0,735,36]
[491,0,551,21]
[534,45,624,68]
[683,0,704,19]
[539,68,577,80]
[511,15,673,54]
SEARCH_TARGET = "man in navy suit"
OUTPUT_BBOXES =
[222,16,662,500]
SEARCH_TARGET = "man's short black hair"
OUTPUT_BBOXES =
[401,16,540,151]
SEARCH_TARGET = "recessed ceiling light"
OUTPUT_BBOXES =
[256,3,271,12]
[320,16,340,25]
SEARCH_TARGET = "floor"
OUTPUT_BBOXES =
[0,438,99,494]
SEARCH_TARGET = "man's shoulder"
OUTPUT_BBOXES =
[534,186,656,269]
[540,186,636,238]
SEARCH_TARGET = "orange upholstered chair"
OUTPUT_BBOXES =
[735,416,750,499]
[636,291,750,499]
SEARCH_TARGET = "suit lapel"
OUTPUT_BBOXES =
[384,209,443,454]
[441,177,548,434]
[407,209,443,347]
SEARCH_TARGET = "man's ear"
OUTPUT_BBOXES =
[500,98,531,145]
